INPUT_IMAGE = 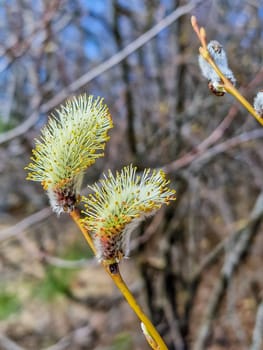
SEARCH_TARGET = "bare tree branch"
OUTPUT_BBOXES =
[0,207,51,242]
[43,325,94,350]
[191,129,263,170]
[0,334,26,350]
[250,301,263,350]
[163,105,238,173]
[43,254,97,269]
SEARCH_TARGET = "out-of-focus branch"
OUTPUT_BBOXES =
[163,105,238,173]
[43,325,94,350]
[113,0,137,156]
[0,207,51,243]
[0,1,196,145]
[164,127,263,174]
[42,254,96,269]
[250,301,263,350]
[0,334,26,350]
[191,128,263,170]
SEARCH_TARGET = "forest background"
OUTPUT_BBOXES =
[0,1,263,349]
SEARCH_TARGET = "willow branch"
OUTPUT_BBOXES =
[108,266,167,350]
[191,16,263,126]
[70,209,168,350]
[250,301,263,350]
[70,209,96,254]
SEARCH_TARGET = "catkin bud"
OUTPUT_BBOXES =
[25,94,113,214]
[253,91,263,117]
[81,165,176,265]
[199,40,236,96]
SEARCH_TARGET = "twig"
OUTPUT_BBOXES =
[250,301,263,350]
[43,325,94,350]
[163,300,184,350]
[163,105,238,173]
[70,209,168,350]
[70,210,96,254]
[0,207,51,243]
[164,126,263,174]
[108,266,167,350]
[191,16,263,126]
[191,128,263,170]
[0,334,26,350]
[0,1,196,145]
[43,254,97,269]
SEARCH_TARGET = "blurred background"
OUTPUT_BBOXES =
[0,0,263,349]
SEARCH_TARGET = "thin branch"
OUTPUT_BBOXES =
[192,16,263,126]
[109,266,168,350]
[0,207,51,243]
[163,105,238,173]
[164,127,263,174]
[43,254,97,269]
[70,210,96,254]
[43,325,94,350]
[250,301,263,350]
[70,209,169,349]
[191,128,263,170]
[0,334,26,350]
[163,300,184,350]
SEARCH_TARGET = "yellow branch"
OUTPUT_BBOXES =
[70,209,96,254]
[224,85,263,126]
[70,209,168,350]
[199,48,263,126]
[106,266,167,350]
[193,16,263,127]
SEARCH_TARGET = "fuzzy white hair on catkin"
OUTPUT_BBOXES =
[207,40,228,66]
[47,188,65,215]
[253,91,263,117]
[121,210,156,258]
[199,40,236,87]
[94,210,156,263]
